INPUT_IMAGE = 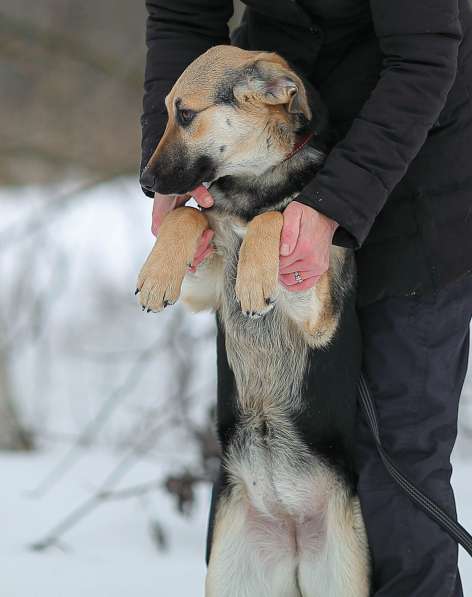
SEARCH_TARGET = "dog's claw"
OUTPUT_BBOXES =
[142,305,146,312]
[135,288,140,295]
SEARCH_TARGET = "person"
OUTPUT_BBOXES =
[140,1,472,595]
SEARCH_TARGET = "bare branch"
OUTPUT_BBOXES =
[30,334,168,497]
[30,409,181,552]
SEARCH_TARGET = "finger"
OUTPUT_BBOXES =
[151,195,177,236]
[279,253,303,272]
[279,257,315,275]
[191,245,215,271]
[279,251,328,276]
[280,202,303,256]
[190,229,215,270]
[191,185,215,208]
[189,246,214,272]
[279,274,321,292]
[279,270,320,286]
[194,229,214,261]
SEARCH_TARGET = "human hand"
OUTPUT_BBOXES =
[279,201,338,292]
[151,185,215,272]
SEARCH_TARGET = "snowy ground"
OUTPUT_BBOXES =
[0,180,471,596]
[0,447,209,597]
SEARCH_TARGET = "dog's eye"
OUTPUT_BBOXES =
[178,108,196,125]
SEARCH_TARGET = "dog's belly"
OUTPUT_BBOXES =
[225,411,336,527]
[243,491,328,566]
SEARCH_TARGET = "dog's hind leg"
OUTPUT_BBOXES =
[206,486,301,597]
[297,494,370,597]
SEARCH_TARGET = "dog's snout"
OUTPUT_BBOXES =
[140,144,215,196]
[140,167,157,193]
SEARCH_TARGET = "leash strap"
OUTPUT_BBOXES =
[358,373,472,556]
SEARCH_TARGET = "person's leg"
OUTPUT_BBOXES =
[357,275,472,597]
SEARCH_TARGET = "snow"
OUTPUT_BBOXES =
[0,179,471,596]
[0,448,209,597]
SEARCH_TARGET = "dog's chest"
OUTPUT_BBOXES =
[209,212,308,411]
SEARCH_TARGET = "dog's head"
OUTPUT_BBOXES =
[141,46,323,196]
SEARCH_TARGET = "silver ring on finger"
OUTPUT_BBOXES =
[294,271,303,284]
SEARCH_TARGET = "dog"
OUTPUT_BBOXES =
[137,45,370,597]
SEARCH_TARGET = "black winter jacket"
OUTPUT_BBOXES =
[141,0,472,305]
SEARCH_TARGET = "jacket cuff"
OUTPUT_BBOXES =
[295,189,357,249]
[296,161,387,249]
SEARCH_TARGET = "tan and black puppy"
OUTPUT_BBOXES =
[137,46,370,597]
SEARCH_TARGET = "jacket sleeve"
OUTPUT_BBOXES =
[141,0,233,196]
[296,0,463,248]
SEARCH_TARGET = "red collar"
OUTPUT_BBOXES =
[283,130,316,162]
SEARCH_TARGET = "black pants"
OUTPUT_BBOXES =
[357,274,472,596]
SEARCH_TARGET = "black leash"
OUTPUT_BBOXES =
[358,374,472,557]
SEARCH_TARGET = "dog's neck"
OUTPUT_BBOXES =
[283,129,317,162]
[208,130,327,221]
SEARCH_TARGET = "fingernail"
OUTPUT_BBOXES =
[280,244,290,256]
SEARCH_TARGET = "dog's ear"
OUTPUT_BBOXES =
[234,53,312,121]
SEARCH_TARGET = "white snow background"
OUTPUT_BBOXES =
[0,179,471,596]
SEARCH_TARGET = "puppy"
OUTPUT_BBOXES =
[138,45,370,597]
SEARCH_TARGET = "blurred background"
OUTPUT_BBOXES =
[0,2,470,596]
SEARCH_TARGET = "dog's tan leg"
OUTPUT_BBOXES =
[276,245,349,348]
[206,486,300,597]
[137,206,209,312]
[302,272,340,346]
[235,211,283,317]
[297,493,370,597]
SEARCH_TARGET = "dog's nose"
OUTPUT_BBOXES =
[140,167,157,193]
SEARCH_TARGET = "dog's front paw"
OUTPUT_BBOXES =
[235,214,282,318]
[135,206,210,314]
[136,255,187,313]
[235,253,278,317]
